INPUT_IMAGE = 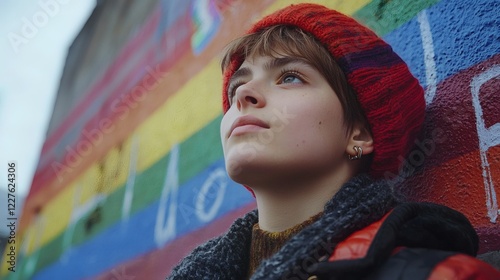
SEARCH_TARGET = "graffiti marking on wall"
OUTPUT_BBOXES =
[17,214,46,279]
[196,168,227,222]
[470,65,500,223]
[122,136,139,227]
[155,144,180,247]
[191,0,222,55]
[417,10,438,106]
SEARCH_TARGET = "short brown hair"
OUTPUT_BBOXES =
[221,25,369,135]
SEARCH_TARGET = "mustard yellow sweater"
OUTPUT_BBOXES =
[247,212,323,278]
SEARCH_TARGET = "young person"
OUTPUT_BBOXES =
[168,3,500,279]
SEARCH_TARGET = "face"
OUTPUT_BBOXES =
[220,54,352,187]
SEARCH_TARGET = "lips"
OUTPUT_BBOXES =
[228,115,270,138]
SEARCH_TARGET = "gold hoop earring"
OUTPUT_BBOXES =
[348,146,362,160]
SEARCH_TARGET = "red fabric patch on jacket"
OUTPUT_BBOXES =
[429,254,500,280]
[329,212,391,261]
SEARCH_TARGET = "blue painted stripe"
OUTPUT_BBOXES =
[33,159,254,280]
[383,0,500,87]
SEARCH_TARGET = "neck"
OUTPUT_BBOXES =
[253,168,353,232]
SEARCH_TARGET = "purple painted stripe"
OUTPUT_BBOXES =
[337,44,404,74]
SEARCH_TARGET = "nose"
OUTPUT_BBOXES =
[234,82,266,111]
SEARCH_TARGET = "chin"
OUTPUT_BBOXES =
[225,159,244,180]
[224,155,268,185]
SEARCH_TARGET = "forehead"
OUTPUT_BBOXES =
[241,43,303,66]
[231,32,307,70]
[240,55,307,68]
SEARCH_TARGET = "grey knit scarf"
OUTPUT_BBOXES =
[167,174,397,280]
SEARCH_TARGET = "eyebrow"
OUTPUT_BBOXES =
[229,57,310,85]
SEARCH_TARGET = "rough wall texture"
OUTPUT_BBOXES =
[1,0,498,279]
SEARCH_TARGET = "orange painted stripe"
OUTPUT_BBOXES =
[404,146,500,227]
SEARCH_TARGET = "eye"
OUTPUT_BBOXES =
[278,70,304,84]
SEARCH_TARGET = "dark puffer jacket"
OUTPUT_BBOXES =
[167,175,500,279]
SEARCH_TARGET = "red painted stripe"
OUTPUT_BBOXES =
[92,202,257,280]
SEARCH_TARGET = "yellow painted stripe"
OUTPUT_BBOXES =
[20,0,368,255]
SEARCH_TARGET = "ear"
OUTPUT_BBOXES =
[345,123,373,157]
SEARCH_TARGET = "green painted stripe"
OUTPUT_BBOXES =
[22,115,223,276]
[353,0,441,36]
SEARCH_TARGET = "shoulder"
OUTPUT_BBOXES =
[428,252,500,280]
[368,248,500,280]
[308,202,500,279]
[328,202,479,262]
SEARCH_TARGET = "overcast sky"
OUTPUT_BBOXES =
[0,0,96,200]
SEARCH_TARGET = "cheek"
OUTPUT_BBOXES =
[220,112,234,142]
[297,101,340,128]
[292,104,345,146]
[321,107,344,130]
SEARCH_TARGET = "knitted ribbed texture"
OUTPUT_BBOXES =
[168,210,258,280]
[247,212,323,278]
[221,3,425,179]
[167,174,398,279]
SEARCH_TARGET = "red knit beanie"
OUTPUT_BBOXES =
[222,3,425,179]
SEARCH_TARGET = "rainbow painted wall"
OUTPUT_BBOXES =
[2,0,499,279]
